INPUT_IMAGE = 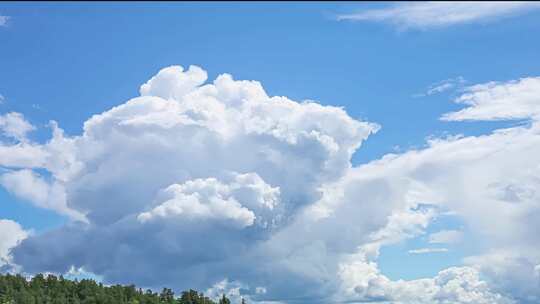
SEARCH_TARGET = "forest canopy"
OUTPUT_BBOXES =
[0,273,237,304]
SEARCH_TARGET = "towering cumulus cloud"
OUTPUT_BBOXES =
[1,65,539,303]
[1,65,378,300]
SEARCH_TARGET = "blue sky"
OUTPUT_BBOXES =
[1,2,540,303]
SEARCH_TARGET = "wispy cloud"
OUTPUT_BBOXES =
[441,77,540,121]
[429,230,463,244]
[409,248,449,254]
[337,2,540,30]
[415,77,466,97]
[0,94,4,104]
[0,14,10,27]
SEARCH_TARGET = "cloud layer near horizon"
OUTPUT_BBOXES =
[1,66,540,303]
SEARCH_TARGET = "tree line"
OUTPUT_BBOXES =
[0,273,243,304]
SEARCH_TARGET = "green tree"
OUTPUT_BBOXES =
[0,273,219,304]
[218,294,230,304]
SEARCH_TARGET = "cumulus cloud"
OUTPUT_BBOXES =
[0,117,85,220]
[2,65,379,300]
[3,65,540,303]
[137,173,280,229]
[140,65,208,100]
[0,143,47,168]
[338,2,540,30]
[326,85,540,302]
[337,248,513,304]
[264,72,540,302]
[0,169,85,221]
[464,251,540,304]
[0,112,35,142]
[0,219,28,269]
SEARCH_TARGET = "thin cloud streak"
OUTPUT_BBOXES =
[338,2,540,30]
[409,248,449,254]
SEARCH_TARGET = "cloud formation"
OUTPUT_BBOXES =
[0,219,28,269]
[0,15,9,27]
[2,65,380,301]
[338,2,540,30]
[0,112,35,142]
[441,77,540,121]
[329,75,540,303]
[429,229,463,244]
[338,250,513,304]
[2,65,540,303]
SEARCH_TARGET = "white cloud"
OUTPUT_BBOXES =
[0,15,9,27]
[0,113,50,172]
[337,249,513,304]
[283,73,540,302]
[464,251,540,304]
[0,219,28,269]
[205,279,249,303]
[140,65,208,100]
[4,66,540,303]
[0,169,85,221]
[0,112,35,142]
[327,89,540,302]
[137,173,280,229]
[338,2,540,30]
[442,77,540,121]
[409,248,449,254]
[3,65,378,301]
[0,143,48,168]
[429,229,463,244]
[0,94,4,104]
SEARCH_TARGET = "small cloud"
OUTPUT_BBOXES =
[0,94,4,104]
[414,77,466,97]
[408,248,449,254]
[429,229,463,244]
[426,77,466,95]
[0,112,36,141]
[0,15,10,27]
[337,2,540,30]
[65,266,103,282]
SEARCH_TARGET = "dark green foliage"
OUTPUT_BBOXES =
[0,273,229,304]
[218,294,230,304]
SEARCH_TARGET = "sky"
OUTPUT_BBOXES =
[1,2,540,303]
